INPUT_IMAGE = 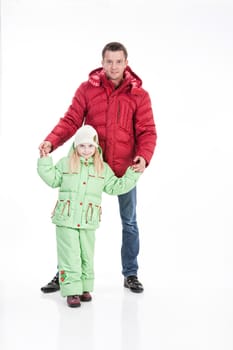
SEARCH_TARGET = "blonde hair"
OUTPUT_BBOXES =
[69,147,104,176]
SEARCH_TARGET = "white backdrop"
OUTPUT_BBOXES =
[1,0,233,292]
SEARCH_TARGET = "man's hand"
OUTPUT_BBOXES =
[132,156,146,172]
[39,141,52,157]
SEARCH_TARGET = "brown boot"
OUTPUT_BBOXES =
[67,295,81,307]
[80,291,92,302]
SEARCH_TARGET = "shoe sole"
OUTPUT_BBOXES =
[41,288,60,293]
[67,303,81,308]
[80,297,92,302]
[124,284,144,293]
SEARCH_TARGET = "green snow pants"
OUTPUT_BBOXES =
[56,226,96,297]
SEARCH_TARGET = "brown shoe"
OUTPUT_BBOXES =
[80,291,92,302]
[67,295,81,308]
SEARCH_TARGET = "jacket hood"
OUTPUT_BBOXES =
[88,66,142,92]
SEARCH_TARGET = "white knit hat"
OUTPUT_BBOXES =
[74,125,99,148]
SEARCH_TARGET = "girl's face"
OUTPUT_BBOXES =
[77,143,96,159]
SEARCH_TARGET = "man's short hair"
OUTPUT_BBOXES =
[102,42,128,59]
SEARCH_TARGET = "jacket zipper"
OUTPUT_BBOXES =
[117,102,120,122]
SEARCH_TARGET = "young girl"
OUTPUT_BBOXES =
[37,125,141,308]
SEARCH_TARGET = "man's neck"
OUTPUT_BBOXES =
[111,79,123,89]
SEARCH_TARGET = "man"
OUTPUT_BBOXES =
[39,42,157,293]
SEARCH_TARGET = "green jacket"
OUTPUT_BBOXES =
[37,151,140,230]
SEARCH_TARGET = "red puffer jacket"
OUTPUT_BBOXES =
[45,66,157,176]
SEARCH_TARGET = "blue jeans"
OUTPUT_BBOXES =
[118,187,139,277]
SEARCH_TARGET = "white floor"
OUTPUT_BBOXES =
[0,276,232,350]
[1,0,233,349]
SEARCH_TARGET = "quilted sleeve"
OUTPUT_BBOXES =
[134,91,157,166]
[103,164,141,196]
[44,83,88,151]
[37,157,63,188]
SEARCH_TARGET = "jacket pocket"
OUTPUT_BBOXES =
[88,174,104,193]
[52,199,71,219]
[85,203,102,225]
[116,99,135,134]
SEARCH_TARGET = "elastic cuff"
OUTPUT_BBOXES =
[60,281,83,297]
[82,279,94,292]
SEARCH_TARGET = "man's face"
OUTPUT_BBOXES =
[102,50,128,86]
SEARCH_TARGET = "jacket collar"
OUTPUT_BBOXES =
[79,156,94,165]
[88,66,143,93]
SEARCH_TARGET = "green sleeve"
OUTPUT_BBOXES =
[103,165,141,195]
[37,157,63,188]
